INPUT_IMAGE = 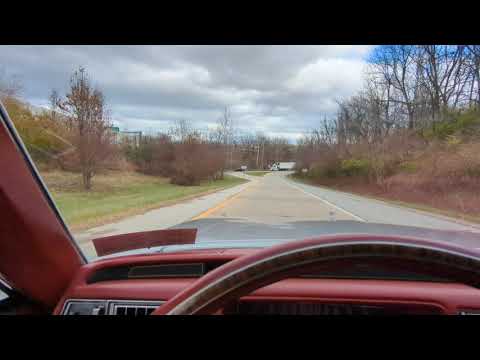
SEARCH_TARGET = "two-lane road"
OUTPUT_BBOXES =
[172,172,480,251]
[76,171,480,257]
[192,172,358,223]
[193,172,479,231]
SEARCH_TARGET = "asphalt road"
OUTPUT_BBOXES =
[76,171,480,257]
[191,172,479,230]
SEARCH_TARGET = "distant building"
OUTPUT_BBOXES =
[119,131,142,147]
[108,127,142,147]
[108,126,121,143]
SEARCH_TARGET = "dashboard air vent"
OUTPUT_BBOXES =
[109,300,164,315]
[458,310,480,315]
[235,301,443,315]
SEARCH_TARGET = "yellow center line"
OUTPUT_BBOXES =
[191,182,255,220]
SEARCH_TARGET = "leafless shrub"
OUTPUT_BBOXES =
[129,134,175,176]
[170,135,222,185]
[0,69,22,99]
[56,67,117,190]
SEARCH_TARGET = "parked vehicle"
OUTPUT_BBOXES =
[234,165,247,172]
[270,162,296,171]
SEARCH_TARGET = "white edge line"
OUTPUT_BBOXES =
[284,179,366,222]
[290,180,480,232]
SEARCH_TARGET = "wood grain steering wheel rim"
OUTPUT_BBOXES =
[152,234,480,315]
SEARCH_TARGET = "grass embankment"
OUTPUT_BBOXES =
[291,110,480,226]
[42,170,248,230]
[245,171,270,177]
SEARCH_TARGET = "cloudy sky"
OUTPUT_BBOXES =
[0,45,374,142]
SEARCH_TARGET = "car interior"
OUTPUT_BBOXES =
[2,73,480,316]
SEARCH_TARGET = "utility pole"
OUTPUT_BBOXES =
[261,141,264,169]
[229,143,234,170]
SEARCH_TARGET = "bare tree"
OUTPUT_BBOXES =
[466,45,480,106]
[0,69,22,99]
[418,45,470,121]
[49,89,60,121]
[170,118,197,142]
[369,45,420,129]
[57,67,116,190]
[368,45,474,129]
[211,106,236,176]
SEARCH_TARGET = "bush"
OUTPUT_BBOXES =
[340,159,370,177]
[126,135,174,177]
[422,108,480,140]
[458,142,480,179]
[4,97,71,165]
[170,136,223,185]
[398,161,417,174]
[127,132,225,186]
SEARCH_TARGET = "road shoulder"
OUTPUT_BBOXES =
[288,175,480,231]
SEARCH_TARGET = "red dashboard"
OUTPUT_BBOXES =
[53,249,480,315]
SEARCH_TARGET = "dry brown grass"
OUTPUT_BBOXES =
[41,170,169,193]
[297,138,480,222]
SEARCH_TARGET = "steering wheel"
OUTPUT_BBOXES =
[152,234,480,315]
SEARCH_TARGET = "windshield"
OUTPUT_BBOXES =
[2,45,480,259]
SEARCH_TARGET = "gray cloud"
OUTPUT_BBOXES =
[0,45,373,142]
